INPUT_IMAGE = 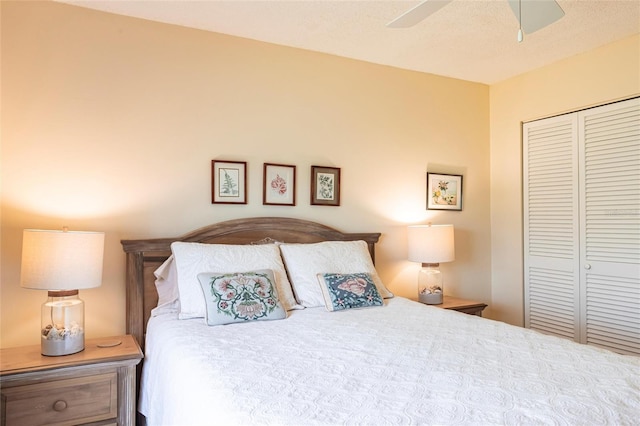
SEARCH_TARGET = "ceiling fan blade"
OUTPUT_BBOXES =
[386,0,453,28]
[508,0,565,34]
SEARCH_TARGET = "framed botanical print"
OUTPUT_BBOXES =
[211,160,247,204]
[311,165,340,206]
[427,172,463,211]
[263,163,296,206]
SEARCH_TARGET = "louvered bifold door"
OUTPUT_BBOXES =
[578,97,640,355]
[523,114,581,340]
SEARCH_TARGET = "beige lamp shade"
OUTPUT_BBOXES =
[20,229,105,291]
[407,224,455,264]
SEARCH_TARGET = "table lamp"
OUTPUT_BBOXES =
[20,228,105,356]
[408,224,455,304]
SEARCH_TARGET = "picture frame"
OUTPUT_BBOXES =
[311,165,341,206]
[263,163,296,206]
[427,172,463,211]
[211,160,247,204]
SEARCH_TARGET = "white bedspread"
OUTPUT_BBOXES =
[140,297,640,425]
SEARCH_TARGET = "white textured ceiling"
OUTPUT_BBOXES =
[58,0,640,84]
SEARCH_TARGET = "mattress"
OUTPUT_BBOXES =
[139,297,640,425]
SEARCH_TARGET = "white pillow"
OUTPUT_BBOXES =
[151,255,180,316]
[171,242,300,319]
[279,240,393,308]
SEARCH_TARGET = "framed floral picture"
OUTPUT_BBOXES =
[311,165,340,206]
[427,172,463,211]
[263,163,296,206]
[212,160,247,204]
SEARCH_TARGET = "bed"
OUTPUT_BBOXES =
[121,217,640,425]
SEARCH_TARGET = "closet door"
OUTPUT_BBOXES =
[578,98,640,355]
[523,114,581,340]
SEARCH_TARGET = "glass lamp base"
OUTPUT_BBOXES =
[41,290,85,356]
[417,263,444,305]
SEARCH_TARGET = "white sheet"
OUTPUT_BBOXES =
[140,298,640,425]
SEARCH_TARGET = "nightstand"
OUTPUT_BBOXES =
[439,296,487,316]
[1,334,143,426]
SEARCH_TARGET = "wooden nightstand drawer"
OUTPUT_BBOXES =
[2,372,117,426]
[1,335,142,426]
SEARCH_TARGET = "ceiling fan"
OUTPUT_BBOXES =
[387,0,565,42]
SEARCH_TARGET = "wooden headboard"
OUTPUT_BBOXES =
[120,217,381,349]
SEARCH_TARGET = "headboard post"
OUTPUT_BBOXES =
[125,251,145,349]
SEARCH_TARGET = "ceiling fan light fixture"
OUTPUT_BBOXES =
[387,0,565,43]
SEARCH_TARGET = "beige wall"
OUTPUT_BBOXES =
[489,34,640,326]
[1,1,491,348]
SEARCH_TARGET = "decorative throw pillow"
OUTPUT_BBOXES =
[318,273,384,312]
[198,270,287,326]
[279,240,393,308]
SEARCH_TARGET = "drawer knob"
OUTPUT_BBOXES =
[53,400,68,412]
